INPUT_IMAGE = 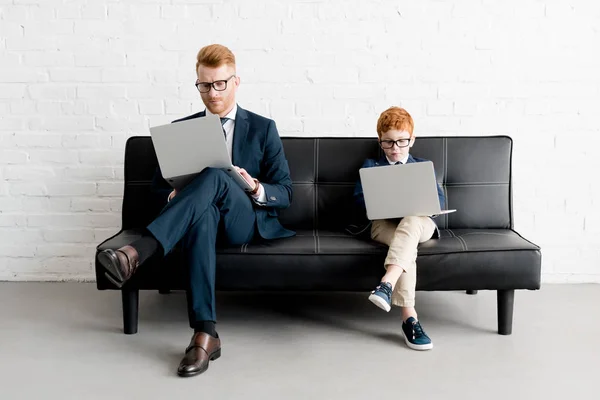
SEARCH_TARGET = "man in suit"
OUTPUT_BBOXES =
[98,44,294,377]
[353,107,445,351]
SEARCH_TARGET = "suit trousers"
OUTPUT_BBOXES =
[370,216,436,307]
[147,168,256,325]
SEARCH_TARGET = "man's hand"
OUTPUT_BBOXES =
[234,166,256,189]
[168,189,178,202]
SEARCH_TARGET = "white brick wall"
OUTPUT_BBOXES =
[1,0,599,282]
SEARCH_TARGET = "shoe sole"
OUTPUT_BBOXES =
[177,348,222,378]
[103,272,124,289]
[97,249,125,288]
[368,293,391,312]
[401,330,434,351]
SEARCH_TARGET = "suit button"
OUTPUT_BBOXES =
[269,196,277,201]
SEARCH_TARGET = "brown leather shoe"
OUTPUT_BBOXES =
[177,332,221,377]
[97,245,140,288]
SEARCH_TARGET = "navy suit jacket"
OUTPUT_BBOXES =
[151,105,295,240]
[348,154,445,238]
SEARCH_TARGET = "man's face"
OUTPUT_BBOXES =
[196,64,240,117]
[379,129,415,163]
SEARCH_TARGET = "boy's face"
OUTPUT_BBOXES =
[379,129,415,163]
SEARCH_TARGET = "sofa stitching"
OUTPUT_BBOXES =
[445,182,509,186]
[458,232,513,237]
[314,139,318,253]
[509,228,541,249]
[444,137,448,185]
[444,137,448,230]
[234,245,538,255]
[124,181,508,187]
[123,181,510,189]
[508,137,514,229]
[314,139,318,232]
[457,235,469,251]
[447,229,466,251]
[315,229,321,254]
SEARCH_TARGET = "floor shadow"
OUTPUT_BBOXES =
[76,289,498,342]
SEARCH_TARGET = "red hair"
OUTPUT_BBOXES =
[376,107,414,138]
[196,44,236,71]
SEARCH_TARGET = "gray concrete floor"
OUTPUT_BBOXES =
[0,283,598,400]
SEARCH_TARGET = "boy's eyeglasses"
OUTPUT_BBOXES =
[379,139,411,149]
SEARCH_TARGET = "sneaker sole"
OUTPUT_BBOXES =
[401,330,434,351]
[368,293,391,312]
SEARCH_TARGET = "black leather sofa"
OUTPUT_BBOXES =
[96,136,541,336]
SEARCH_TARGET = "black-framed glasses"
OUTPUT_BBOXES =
[379,139,411,149]
[195,75,236,93]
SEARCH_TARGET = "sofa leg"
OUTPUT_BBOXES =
[497,289,514,335]
[466,290,478,295]
[158,289,171,294]
[122,288,139,335]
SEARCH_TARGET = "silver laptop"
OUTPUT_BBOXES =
[149,113,253,192]
[359,161,456,220]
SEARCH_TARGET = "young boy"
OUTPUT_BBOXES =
[353,107,445,351]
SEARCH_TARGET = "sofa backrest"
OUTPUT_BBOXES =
[120,136,513,231]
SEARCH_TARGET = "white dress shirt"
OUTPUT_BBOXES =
[221,105,236,161]
[217,105,267,204]
[386,154,410,165]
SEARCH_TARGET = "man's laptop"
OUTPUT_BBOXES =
[149,113,253,192]
[359,161,456,220]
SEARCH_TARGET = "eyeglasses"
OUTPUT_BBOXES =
[379,139,411,149]
[195,75,236,93]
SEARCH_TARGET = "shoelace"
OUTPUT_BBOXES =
[412,321,426,338]
[373,282,392,298]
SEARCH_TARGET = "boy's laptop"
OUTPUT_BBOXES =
[149,113,253,192]
[359,161,456,220]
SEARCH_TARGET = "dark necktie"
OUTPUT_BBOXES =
[220,117,230,139]
[395,161,402,165]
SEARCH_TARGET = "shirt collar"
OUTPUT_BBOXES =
[223,104,237,121]
[386,153,410,165]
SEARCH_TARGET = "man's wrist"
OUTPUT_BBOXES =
[249,178,260,196]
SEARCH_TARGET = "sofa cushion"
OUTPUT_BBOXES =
[96,228,540,292]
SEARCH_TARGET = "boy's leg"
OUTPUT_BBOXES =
[369,216,435,312]
[369,218,408,311]
[388,216,437,310]
[376,216,437,351]
[371,218,399,246]
[371,219,405,286]
[371,216,436,288]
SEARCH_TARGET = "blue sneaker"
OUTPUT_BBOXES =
[368,281,392,312]
[401,317,433,350]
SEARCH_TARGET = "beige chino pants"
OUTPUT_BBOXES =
[371,216,437,307]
